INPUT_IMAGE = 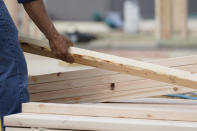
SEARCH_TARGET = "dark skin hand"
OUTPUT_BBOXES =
[23,0,74,63]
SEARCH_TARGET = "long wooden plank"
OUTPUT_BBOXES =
[172,0,188,39]
[5,113,197,131]
[112,98,197,105]
[28,55,197,85]
[39,86,190,103]
[30,80,192,102]
[19,36,197,90]
[22,102,197,122]
[155,0,172,40]
[6,127,73,131]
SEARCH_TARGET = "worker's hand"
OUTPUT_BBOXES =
[49,35,74,63]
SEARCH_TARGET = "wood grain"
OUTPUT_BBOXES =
[19,36,197,90]
[6,127,73,131]
[22,102,197,122]
[5,113,197,131]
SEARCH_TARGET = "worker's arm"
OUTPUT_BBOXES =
[22,0,74,63]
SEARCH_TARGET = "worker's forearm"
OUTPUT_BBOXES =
[22,0,74,63]
[23,0,59,40]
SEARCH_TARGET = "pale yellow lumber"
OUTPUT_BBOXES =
[113,98,197,105]
[28,54,197,85]
[5,113,197,131]
[30,81,192,102]
[19,36,197,90]
[155,0,172,40]
[6,127,73,131]
[23,102,197,122]
[156,0,188,40]
[172,0,188,39]
[21,10,30,35]
[38,86,191,103]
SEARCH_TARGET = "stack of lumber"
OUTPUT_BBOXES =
[5,102,197,131]
[13,36,197,131]
[20,36,197,90]
[5,37,197,131]
[28,54,197,103]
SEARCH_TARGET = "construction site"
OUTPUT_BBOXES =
[2,0,197,131]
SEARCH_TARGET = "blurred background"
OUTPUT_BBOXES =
[4,0,197,60]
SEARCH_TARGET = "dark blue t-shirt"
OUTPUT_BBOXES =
[18,0,34,3]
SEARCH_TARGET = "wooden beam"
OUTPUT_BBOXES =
[22,102,197,122]
[155,0,173,40]
[29,80,193,102]
[112,98,197,105]
[28,55,197,85]
[5,113,197,131]
[38,86,192,103]
[172,0,188,39]
[21,10,30,35]
[6,127,73,131]
[19,36,197,90]
[155,0,188,40]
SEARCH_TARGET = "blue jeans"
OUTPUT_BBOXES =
[0,0,29,130]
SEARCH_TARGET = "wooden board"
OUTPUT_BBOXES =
[30,80,193,103]
[22,102,197,122]
[5,113,197,131]
[155,0,188,40]
[155,0,172,40]
[112,98,197,104]
[6,127,73,131]
[172,0,188,39]
[28,54,197,84]
[19,36,197,90]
